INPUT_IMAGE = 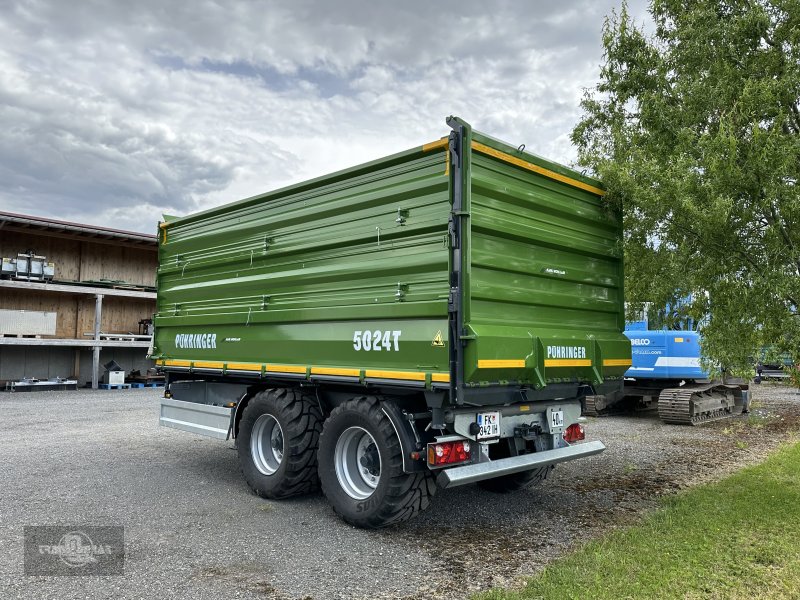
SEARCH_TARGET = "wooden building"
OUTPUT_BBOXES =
[0,211,157,388]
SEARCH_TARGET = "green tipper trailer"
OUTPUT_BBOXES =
[154,116,630,527]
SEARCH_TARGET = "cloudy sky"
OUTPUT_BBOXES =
[0,0,649,234]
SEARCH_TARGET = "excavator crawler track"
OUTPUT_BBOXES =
[583,395,601,417]
[657,384,741,425]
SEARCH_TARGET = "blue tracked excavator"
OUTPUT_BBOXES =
[583,319,748,425]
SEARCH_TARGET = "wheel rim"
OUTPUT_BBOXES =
[250,414,284,475]
[334,426,381,500]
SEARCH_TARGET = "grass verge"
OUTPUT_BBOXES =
[478,440,800,600]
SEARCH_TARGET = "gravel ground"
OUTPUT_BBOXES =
[0,384,798,599]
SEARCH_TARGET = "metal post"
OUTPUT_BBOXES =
[92,293,103,390]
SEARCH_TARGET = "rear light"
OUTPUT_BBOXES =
[427,440,471,467]
[563,423,585,443]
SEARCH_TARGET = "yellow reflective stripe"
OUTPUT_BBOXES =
[159,362,457,386]
[603,358,632,367]
[365,370,426,381]
[227,362,263,372]
[544,359,593,367]
[311,367,361,377]
[266,364,307,374]
[193,361,224,369]
[472,141,606,197]
[478,359,526,368]
[422,137,448,152]
[164,359,191,367]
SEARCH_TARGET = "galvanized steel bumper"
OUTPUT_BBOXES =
[436,440,606,488]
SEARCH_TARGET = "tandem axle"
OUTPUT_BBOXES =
[159,375,604,527]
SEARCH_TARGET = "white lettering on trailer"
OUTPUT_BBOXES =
[175,333,217,349]
[353,330,401,352]
[629,338,652,346]
[546,345,587,359]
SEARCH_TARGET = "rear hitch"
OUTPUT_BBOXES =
[514,423,543,439]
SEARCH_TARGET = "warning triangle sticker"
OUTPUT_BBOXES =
[432,330,445,347]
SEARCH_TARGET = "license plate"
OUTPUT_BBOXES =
[476,411,501,440]
[550,410,564,429]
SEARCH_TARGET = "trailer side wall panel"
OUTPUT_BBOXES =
[153,122,630,389]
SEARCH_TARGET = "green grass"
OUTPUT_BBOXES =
[477,441,800,600]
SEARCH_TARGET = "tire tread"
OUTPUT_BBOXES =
[320,396,436,528]
[477,465,552,493]
[239,387,323,499]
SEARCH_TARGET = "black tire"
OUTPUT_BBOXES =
[237,388,323,499]
[477,439,553,493]
[477,466,552,493]
[318,396,436,528]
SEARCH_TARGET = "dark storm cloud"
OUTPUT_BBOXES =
[0,0,648,232]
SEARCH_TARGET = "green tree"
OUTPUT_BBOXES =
[573,0,800,372]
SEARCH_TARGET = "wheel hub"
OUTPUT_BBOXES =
[250,414,284,476]
[334,426,382,500]
[270,426,284,463]
[358,438,380,477]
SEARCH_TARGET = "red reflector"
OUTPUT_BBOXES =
[427,440,472,467]
[563,423,585,443]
